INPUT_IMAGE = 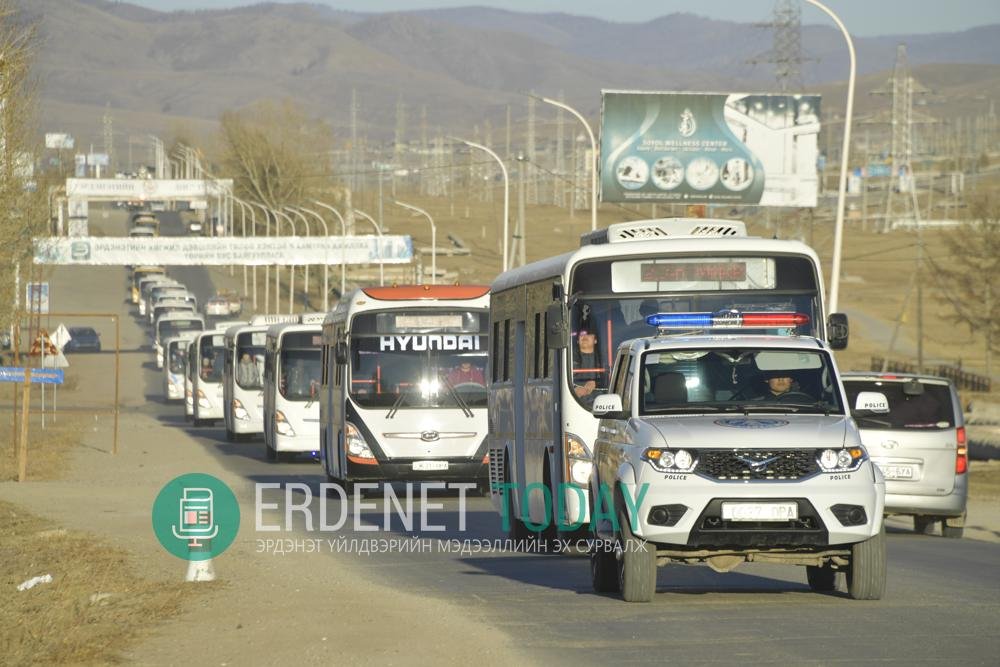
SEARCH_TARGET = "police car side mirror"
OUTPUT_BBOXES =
[852,391,890,416]
[546,302,569,350]
[592,393,626,419]
[827,313,849,350]
[335,341,348,365]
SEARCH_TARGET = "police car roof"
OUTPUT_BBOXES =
[626,334,829,353]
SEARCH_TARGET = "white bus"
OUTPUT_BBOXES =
[319,285,491,492]
[262,319,324,461]
[191,329,229,427]
[154,312,204,369]
[162,332,199,401]
[487,218,849,539]
[222,314,299,442]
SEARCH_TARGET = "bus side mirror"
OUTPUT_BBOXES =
[335,341,348,365]
[827,313,849,350]
[546,302,569,350]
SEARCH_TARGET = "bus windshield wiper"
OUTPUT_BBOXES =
[386,390,409,419]
[440,374,474,419]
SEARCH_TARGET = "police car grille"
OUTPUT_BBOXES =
[698,449,818,481]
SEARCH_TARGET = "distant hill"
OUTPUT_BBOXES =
[29,1,1000,145]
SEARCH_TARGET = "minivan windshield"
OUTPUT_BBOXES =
[638,346,843,415]
[843,379,955,429]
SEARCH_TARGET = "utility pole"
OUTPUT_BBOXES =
[350,88,359,192]
[554,90,565,208]
[526,95,538,205]
[516,153,526,267]
[103,104,114,173]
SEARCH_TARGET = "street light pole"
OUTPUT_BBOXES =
[312,200,348,299]
[804,0,855,315]
[538,96,598,231]
[273,209,298,314]
[248,201,272,313]
[395,200,436,285]
[452,137,509,272]
[284,206,313,302]
[353,208,385,286]
[292,205,331,312]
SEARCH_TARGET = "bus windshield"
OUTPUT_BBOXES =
[279,331,322,402]
[167,341,188,374]
[198,334,226,384]
[348,310,488,410]
[158,318,204,341]
[235,331,266,390]
[568,255,820,407]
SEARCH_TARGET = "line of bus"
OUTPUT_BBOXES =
[486,218,849,539]
[319,285,491,492]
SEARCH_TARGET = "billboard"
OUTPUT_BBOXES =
[65,178,233,200]
[33,235,414,266]
[45,133,75,149]
[600,91,821,207]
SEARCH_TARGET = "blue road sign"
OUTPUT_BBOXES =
[0,367,64,385]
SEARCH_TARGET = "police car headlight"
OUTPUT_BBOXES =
[345,422,375,462]
[275,410,296,437]
[817,447,867,473]
[232,398,250,421]
[563,433,592,487]
[643,448,697,473]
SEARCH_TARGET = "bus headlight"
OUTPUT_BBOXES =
[196,389,211,409]
[232,398,250,421]
[345,422,376,464]
[643,448,698,473]
[817,447,867,473]
[275,410,296,437]
[564,433,593,487]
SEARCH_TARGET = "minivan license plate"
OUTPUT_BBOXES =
[413,460,449,471]
[721,502,798,522]
[879,464,914,480]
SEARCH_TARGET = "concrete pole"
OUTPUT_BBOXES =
[353,208,385,286]
[294,205,331,312]
[395,201,436,285]
[312,200,348,298]
[539,97,597,231]
[455,137,509,272]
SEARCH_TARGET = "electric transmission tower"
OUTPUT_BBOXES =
[749,0,810,92]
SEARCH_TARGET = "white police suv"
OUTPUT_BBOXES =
[588,311,889,602]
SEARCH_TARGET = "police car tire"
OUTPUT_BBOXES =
[616,508,656,603]
[590,545,619,593]
[847,526,886,600]
[806,564,837,592]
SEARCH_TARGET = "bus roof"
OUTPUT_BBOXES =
[490,234,823,294]
[266,322,323,340]
[361,285,490,301]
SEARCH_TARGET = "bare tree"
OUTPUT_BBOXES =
[0,1,46,334]
[218,100,333,216]
[931,196,1000,376]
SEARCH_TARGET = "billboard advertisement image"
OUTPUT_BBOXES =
[600,91,821,207]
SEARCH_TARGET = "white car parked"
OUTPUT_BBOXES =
[588,327,888,602]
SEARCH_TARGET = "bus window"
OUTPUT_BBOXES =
[168,343,187,374]
[278,332,322,402]
[235,331,266,389]
[199,334,226,383]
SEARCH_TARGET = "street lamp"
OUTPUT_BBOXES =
[804,0,856,315]
[394,200,436,285]
[247,201,273,313]
[451,137,509,271]
[284,206,313,301]
[291,205,331,312]
[536,95,598,231]
[273,209,298,314]
[353,208,385,286]
[312,200,348,298]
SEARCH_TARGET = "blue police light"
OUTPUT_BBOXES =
[646,310,810,330]
[645,313,714,328]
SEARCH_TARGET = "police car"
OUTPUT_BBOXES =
[588,311,889,602]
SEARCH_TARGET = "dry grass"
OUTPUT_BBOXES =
[0,501,201,665]
[0,414,90,482]
[969,460,1000,501]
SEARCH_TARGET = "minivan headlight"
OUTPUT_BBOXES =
[643,448,698,473]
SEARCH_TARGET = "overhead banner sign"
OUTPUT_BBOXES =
[33,236,414,266]
[65,178,234,201]
[600,91,821,207]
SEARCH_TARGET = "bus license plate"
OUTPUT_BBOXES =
[413,460,449,471]
[879,464,914,480]
[721,502,798,522]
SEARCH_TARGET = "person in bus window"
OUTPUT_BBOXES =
[573,327,605,401]
[446,359,485,387]
[200,356,214,381]
[237,352,259,387]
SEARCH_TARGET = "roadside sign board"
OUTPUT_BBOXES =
[0,367,65,384]
[51,324,72,351]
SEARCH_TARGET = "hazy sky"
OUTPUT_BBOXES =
[128,0,1000,37]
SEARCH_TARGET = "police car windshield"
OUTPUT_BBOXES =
[347,309,488,410]
[638,347,843,416]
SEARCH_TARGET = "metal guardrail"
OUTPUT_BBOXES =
[870,357,992,393]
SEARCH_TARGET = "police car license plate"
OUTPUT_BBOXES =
[722,502,798,522]
[413,460,449,471]
[879,464,914,480]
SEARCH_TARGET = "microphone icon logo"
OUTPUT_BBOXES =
[171,487,219,548]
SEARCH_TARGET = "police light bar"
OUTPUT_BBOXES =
[645,310,810,330]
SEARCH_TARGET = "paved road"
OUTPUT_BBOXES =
[72,208,1000,663]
